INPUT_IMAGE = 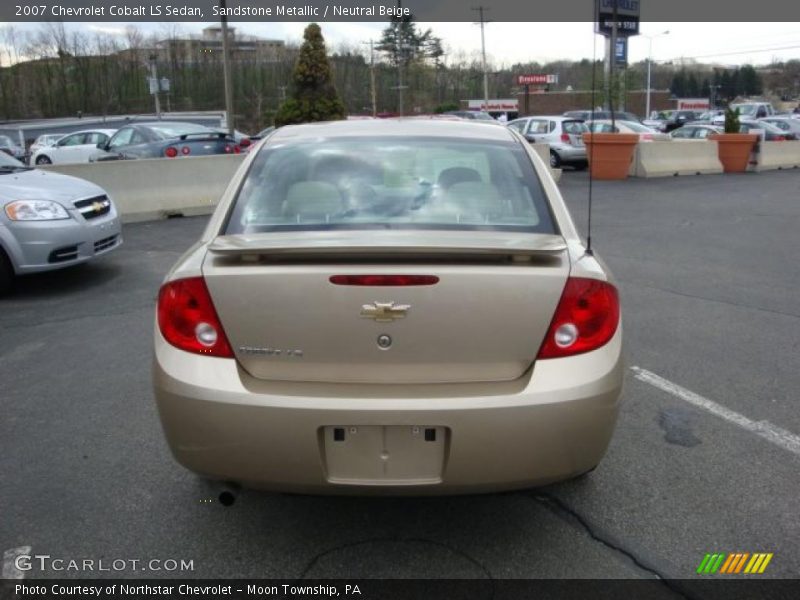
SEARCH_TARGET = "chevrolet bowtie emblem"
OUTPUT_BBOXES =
[92,201,105,213]
[360,301,410,322]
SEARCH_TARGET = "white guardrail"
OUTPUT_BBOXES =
[41,154,246,223]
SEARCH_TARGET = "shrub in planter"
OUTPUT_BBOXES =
[710,107,758,173]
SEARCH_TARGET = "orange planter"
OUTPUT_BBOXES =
[709,133,759,173]
[582,133,639,180]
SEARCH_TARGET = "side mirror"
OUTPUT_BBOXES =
[96,142,108,150]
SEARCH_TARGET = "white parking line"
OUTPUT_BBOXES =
[2,546,31,579]
[631,366,800,458]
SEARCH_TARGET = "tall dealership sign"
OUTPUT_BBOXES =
[595,0,640,109]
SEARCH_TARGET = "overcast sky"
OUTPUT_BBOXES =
[5,21,800,67]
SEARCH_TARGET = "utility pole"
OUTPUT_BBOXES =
[148,54,161,119]
[220,0,235,136]
[362,40,377,117]
[473,6,490,112]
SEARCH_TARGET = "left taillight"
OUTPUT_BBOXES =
[537,277,620,359]
[157,277,234,358]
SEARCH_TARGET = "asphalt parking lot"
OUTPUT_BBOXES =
[1,169,799,585]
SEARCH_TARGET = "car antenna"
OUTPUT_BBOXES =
[586,16,599,257]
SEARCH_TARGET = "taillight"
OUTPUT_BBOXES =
[537,277,620,359]
[560,133,570,143]
[181,146,191,155]
[164,147,178,158]
[157,277,233,358]
[329,274,439,286]
[239,138,251,147]
[224,145,232,153]
[775,135,785,141]
[234,145,241,154]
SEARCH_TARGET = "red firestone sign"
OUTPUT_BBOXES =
[517,74,558,86]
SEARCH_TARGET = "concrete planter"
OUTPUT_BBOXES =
[709,133,759,173]
[582,133,639,180]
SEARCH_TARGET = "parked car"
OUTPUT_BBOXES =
[507,116,588,168]
[89,122,240,162]
[152,119,623,494]
[564,110,641,123]
[692,110,725,123]
[712,102,776,125]
[669,124,722,139]
[0,134,27,162]
[758,116,800,137]
[29,133,65,157]
[252,126,276,140]
[0,151,122,295]
[586,120,669,141]
[32,129,117,165]
[738,119,796,141]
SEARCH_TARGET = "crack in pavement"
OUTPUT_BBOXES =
[528,492,698,600]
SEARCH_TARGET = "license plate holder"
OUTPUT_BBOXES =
[322,425,446,485]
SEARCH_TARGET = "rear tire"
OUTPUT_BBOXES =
[35,155,52,165]
[549,150,562,168]
[0,248,14,296]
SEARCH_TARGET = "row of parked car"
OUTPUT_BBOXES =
[0,122,278,167]
[501,105,800,170]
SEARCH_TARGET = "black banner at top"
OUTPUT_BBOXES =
[3,0,800,22]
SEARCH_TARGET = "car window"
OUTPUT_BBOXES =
[507,120,527,133]
[672,128,692,138]
[695,128,712,139]
[619,121,652,133]
[58,133,86,147]
[527,120,550,134]
[226,137,556,235]
[766,120,789,131]
[148,123,211,138]
[562,121,588,135]
[108,128,134,149]
[0,135,16,146]
[85,132,109,145]
[130,130,148,145]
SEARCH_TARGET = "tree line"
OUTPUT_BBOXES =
[0,22,784,132]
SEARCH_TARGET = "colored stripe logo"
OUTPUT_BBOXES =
[697,553,773,574]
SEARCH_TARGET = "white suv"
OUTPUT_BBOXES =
[507,116,588,169]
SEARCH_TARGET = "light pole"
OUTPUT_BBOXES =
[644,30,669,119]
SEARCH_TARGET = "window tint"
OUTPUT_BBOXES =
[226,137,556,235]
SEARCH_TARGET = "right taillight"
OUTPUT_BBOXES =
[537,277,620,359]
[560,133,570,143]
[157,277,233,358]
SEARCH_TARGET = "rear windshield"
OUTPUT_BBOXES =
[225,136,556,235]
[563,120,588,134]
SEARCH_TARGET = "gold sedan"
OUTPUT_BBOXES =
[153,119,623,494]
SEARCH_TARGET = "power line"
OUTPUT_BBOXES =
[658,43,800,63]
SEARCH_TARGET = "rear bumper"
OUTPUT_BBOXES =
[551,144,587,163]
[153,327,623,495]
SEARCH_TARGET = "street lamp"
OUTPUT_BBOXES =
[644,30,669,119]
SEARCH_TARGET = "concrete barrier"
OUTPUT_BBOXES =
[631,140,723,178]
[531,143,562,183]
[754,141,800,172]
[41,154,246,223]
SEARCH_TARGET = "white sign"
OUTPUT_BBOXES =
[468,99,519,112]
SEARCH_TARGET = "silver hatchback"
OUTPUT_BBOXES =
[507,116,589,169]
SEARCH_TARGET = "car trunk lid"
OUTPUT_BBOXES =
[202,230,570,384]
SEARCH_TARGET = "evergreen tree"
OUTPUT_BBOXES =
[274,23,346,126]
